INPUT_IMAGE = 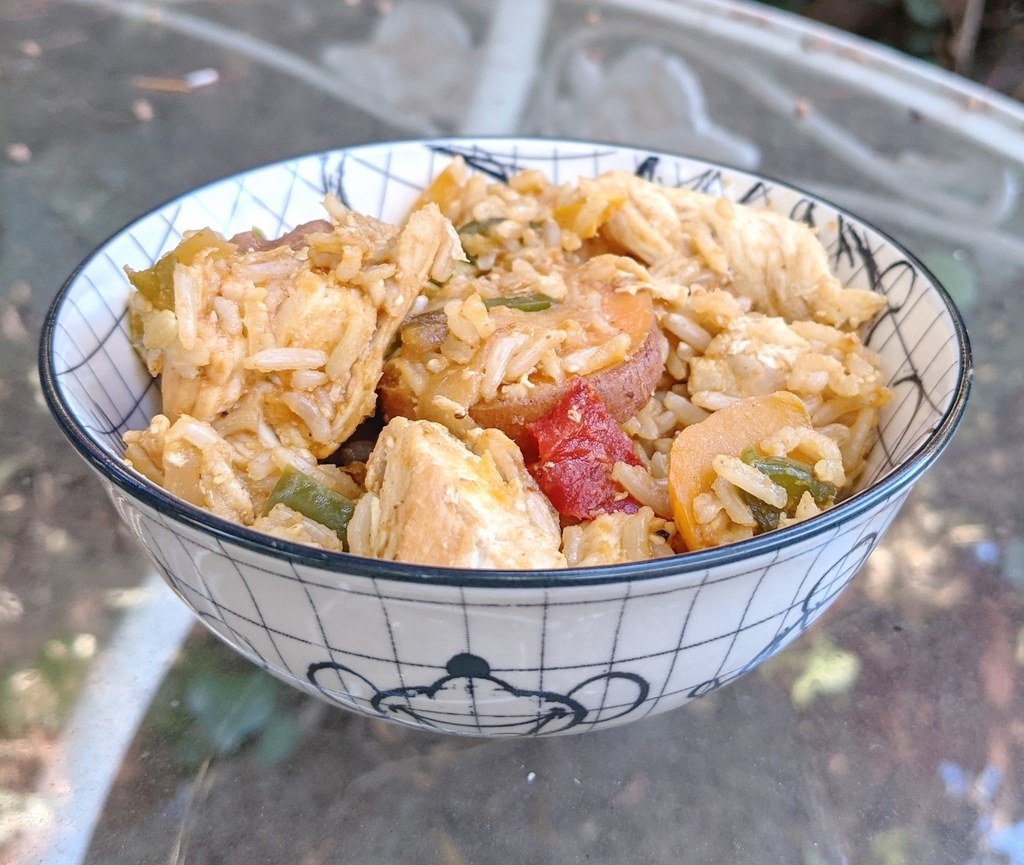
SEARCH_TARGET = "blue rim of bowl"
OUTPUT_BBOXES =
[38,136,974,589]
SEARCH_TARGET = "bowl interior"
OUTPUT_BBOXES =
[42,138,971,569]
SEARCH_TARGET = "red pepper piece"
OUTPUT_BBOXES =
[526,376,642,520]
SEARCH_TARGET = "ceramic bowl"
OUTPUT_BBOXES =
[39,138,971,737]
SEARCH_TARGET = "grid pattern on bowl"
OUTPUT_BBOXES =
[111,483,905,736]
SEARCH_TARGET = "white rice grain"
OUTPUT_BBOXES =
[290,369,329,390]
[504,330,566,380]
[212,296,242,336]
[169,416,221,450]
[663,390,710,427]
[245,348,327,372]
[281,391,332,443]
[690,391,742,412]
[712,454,788,508]
[561,332,630,375]
[693,490,724,526]
[611,462,671,518]
[711,476,758,527]
[478,331,530,400]
[173,266,200,351]
[662,311,712,351]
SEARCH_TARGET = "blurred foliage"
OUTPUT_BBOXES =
[762,633,862,709]
[0,628,305,765]
[0,633,95,734]
[870,826,915,865]
[144,640,304,770]
[789,636,861,708]
[922,250,980,311]
[754,0,952,63]
[0,789,48,848]
[903,0,950,29]
[939,762,1024,864]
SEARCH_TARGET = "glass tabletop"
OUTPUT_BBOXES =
[2,1,1022,862]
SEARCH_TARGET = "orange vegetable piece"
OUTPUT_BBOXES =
[668,392,811,551]
[407,161,465,218]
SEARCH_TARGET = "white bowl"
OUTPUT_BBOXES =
[39,138,971,737]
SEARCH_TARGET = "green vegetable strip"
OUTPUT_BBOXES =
[741,491,781,532]
[740,447,837,509]
[126,254,177,311]
[263,466,355,546]
[125,228,234,311]
[456,217,506,238]
[483,292,554,312]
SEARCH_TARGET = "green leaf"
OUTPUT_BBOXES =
[902,0,947,28]
[253,712,303,766]
[790,637,861,708]
[921,251,978,311]
[174,729,213,767]
[902,26,941,60]
[184,671,278,755]
[870,826,913,865]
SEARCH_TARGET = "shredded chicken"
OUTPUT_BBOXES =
[561,507,676,567]
[128,198,459,460]
[347,417,566,568]
[688,313,890,408]
[591,172,887,330]
[123,413,257,524]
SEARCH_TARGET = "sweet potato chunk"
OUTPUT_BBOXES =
[469,296,663,444]
[668,392,811,551]
[380,288,664,446]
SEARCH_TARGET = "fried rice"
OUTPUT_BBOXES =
[121,158,890,569]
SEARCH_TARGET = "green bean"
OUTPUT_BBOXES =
[456,217,506,238]
[740,447,837,509]
[483,292,554,312]
[741,492,781,532]
[263,466,355,547]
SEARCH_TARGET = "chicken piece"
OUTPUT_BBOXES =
[348,418,567,569]
[590,172,886,331]
[671,187,886,330]
[687,314,809,401]
[688,313,890,407]
[125,407,371,549]
[127,199,461,460]
[123,413,257,525]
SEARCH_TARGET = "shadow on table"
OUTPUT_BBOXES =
[87,656,848,865]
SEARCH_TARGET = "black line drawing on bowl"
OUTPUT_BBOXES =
[687,532,877,699]
[308,652,650,735]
